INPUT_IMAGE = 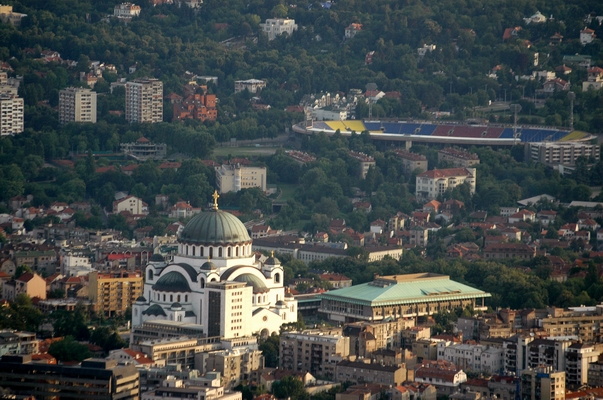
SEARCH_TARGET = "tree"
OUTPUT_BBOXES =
[48,336,91,362]
[258,334,280,368]
[14,265,32,279]
[272,376,308,400]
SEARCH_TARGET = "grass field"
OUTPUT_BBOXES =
[212,146,279,157]
[277,184,300,202]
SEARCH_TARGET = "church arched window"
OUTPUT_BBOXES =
[192,246,196,256]
[200,278,205,288]
[228,247,231,257]
[200,247,204,257]
[209,247,213,259]
[236,247,239,257]
[148,269,153,280]
[219,247,223,258]
[274,273,280,284]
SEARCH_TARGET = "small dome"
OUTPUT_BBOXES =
[180,209,251,245]
[265,251,280,266]
[142,304,167,317]
[150,254,165,262]
[152,271,191,292]
[285,291,294,298]
[265,256,280,266]
[233,273,269,294]
[136,296,147,302]
[171,302,182,309]
[275,300,286,307]
[201,261,217,271]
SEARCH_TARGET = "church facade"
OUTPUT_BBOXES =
[132,194,297,339]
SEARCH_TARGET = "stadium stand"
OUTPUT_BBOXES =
[325,121,349,131]
[382,122,404,133]
[363,122,382,131]
[484,127,504,138]
[560,131,589,141]
[343,121,367,132]
[302,120,588,145]
[418,124,437,135]
[432,125,455,136]
[312,121,331,131]
[450,126,488,138]
[500,128,517,139]
[399,123,422,134]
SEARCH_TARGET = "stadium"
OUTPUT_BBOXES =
[292,120,594,146]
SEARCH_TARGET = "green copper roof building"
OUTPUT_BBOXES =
[318,273,490,322]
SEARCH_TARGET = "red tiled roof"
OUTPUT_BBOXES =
[17,273,36,283]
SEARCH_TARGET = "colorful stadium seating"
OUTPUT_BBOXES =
[308,120,580,144]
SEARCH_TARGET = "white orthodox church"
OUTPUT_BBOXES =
[132,193,297,339]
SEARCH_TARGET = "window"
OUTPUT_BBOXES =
[200,278,205,288]
[192,246,196,256]
[170,295,173,302]
[148,269,153,280]
[274,273,280,283]
[177,295,181,302]
[219,247,223,257]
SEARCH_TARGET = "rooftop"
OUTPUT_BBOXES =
[319,273,490,307]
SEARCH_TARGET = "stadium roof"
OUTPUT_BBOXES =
[318,273,490,307]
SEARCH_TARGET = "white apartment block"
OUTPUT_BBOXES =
[234,79,266,94]
[59,87,97,124]
[438,343,503,375]
[259,18,298,40]
[415,168,476,200]
[525,142,600,166]
[0,93,24,136]
[126,78,163,123]
[215,164,267,194]
[114,3,141,18]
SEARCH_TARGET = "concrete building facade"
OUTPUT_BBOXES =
[280,330,350,379]
[0,93,24,135]
[126,78,163,123]
[89,270,143,317]
[215,164,267,194]
[259,18,298,40]
[59,87,97,124]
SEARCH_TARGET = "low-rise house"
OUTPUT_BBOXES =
[508,209,535,223]
[581,28,596,45]
[2,272,46,301]
[169,202,201,219]
[414,360,467,396]
[344,23,363,39]
[336,360,410,386]
[537,210,557,225]
[438,148,480,168]
[391,383,437,400]
[113,195,148,216]
[483,243,536,260]
[410,226,428,247]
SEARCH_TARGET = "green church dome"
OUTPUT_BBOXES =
[142,304,167,316]
[152,271,191,292]
[233,273,269,294]
[180,209,251,245]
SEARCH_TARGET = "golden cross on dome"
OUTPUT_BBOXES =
[212,190,220,210]
[271,250,274,258]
